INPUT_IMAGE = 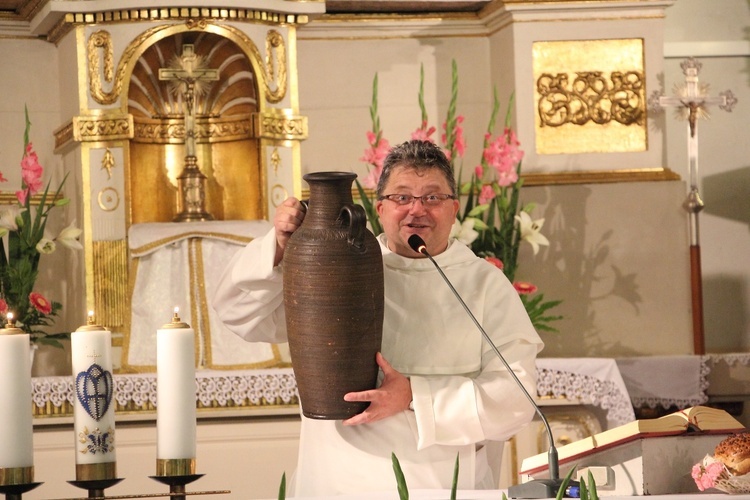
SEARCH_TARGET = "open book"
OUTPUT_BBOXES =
[520,406,745,474]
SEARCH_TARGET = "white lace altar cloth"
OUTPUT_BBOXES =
[126,220,284,371]
[615,355,710,410]
[33,361,634,428]
[31,369,299,418]
[536,357,636,428]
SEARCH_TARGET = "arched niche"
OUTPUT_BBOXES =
[127,30,263,223]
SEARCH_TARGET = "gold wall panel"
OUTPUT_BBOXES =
[533,38,647,155]
[93,240,128,329]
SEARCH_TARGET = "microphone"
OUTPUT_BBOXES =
[407,234,571,498]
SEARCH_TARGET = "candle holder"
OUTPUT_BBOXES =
[150,459,203,500]
[66,477,123,498]
[0,467,41,500]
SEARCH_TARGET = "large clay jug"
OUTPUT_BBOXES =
[283,172,384,420]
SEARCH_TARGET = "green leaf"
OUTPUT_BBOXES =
[392,453,409,500]
[450,453,459,500]
[587,470,599,500]
[555,466,577,500]
[277,472,286,500]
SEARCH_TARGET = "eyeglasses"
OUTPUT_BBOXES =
[379,193,456,207]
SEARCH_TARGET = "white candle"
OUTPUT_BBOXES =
[0,316,34,476]
[157,308,197,463]
[71,311,116,479]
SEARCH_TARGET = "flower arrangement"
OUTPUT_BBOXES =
[357,61,562,332]
[0,107,81,347]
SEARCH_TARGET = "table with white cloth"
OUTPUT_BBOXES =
[125,220,285,371]
[536,357,636,429]
[614,355,709,410]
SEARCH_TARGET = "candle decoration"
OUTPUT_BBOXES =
[71,311,117,482]
[0,314,35,487]
[156,307,197,477]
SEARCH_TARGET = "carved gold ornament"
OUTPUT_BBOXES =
[97,187,120,212]
[264,30,287,103]
[537,71,645,128]
[533,39,647,155]
[101,148,116,179]
[254,110,307,140]
[271,147,282,176]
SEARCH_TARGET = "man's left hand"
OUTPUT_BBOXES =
[342,352,412,426]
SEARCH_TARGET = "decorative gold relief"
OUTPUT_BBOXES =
[537,71,645,127]
[271,148,282,176]
[101,148,116,179]
[132,115,255,144]
[55,115,132,151]
[271,184,289,207]
[254,110,307,140]
[264,30,287,103]
[533,39,647,155]
[97,187,120,212]
[87,30,119,105]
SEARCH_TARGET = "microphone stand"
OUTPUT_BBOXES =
[411,236,571,498]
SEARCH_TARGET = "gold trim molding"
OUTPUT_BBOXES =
[48,8,311,45]
[254,110,308,140]
[522,168,680,186]
[54,114,133,151]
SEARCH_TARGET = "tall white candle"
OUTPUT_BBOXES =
[0,315,34,482]
[156,308,197,471]
[71,311,116,480]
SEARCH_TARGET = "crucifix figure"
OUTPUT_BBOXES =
[648,57,737,354]
[159,44,219,222]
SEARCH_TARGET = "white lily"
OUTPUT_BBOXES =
[36,237,56,254]
[56,220,83,250]
[514,211,549,255]
[0,205,23,231]
[451,218,479,246]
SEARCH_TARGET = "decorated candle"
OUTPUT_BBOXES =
[71,311,117,481]
[156,307,197,476]
[0,314,34,485]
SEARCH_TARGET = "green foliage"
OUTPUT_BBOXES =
[277,472,286,500]
[392,452,409,500]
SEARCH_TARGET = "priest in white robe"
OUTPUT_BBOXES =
[212,140,544,496]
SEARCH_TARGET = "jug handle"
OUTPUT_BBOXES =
[338,204,367,252]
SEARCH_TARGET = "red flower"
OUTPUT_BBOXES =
[485,256,504,270]
[29,292,52,315]
[513,281,538,295]
[0,299,7,316]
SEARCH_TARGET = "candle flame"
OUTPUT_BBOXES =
[7,312,13,321]
[174,306,180,314]
[88,310,95,324]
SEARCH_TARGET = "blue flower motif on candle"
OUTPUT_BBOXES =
[78,426,115,455]
[75,363,114,421]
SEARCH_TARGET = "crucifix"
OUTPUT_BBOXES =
[159,44,219,222]
[648,57,737,355]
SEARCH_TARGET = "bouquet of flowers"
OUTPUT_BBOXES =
[0,107,82,347]
[357,61,561,332]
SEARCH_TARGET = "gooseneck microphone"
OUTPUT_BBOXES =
[407,234,569,499]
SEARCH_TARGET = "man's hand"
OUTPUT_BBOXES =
[342,352,413,426]
[273,197,306,265]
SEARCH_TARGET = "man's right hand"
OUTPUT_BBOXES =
[273,197,306,266]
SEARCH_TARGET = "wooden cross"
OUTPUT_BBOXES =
[648,57,737,355]
[158,44,219,158]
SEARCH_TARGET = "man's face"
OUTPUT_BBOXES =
[376,165,460,257]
